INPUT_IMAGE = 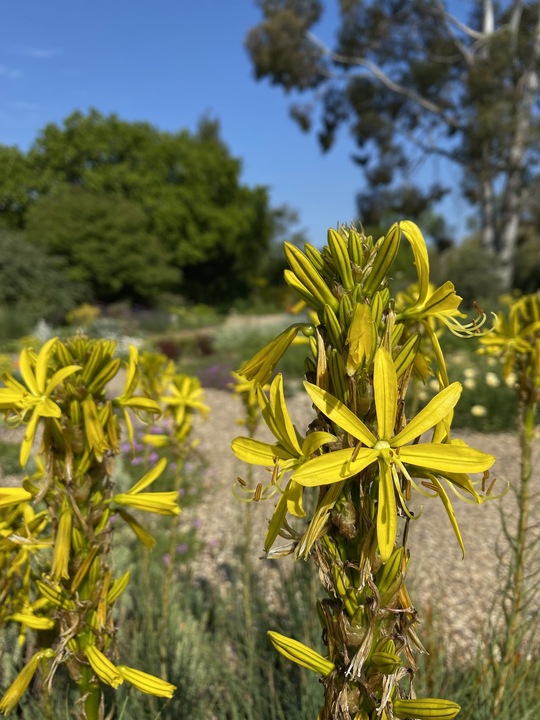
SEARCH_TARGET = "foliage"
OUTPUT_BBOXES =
[0,111,277,308]
[246,0,540,288]
[0,227,84,325]
[25,188,180,305]
[442,236,503,306]
[233,221,497,717]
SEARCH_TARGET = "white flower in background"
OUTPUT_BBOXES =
[428,379,439,392]
[464,378,476,390]
[464,368,477,379]
[487,357,497,367]
[485,372,500,388]
[504,372,517,388]
[471,404,488,417]
[417,389,428,402]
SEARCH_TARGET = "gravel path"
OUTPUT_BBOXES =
[184,388,540,657]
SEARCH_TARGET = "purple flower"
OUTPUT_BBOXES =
[176,544,188,554]
[131,456,144,466]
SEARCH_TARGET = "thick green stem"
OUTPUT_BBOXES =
[492,400,536,715]
[78,668,102,720]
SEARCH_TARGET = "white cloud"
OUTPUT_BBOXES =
[18,46,62,59]
[0,64,23,79]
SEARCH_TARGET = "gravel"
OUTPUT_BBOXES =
[185,388,540,657]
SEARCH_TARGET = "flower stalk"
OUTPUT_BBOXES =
[233,222,496,718]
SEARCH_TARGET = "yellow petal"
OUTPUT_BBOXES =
[399,443,495,474]
[45,364,82,395]
[422,281,463,316]
[51,504,72,580]
[128,457,167,494]
[0,487,33,508]
[111,492,180,516]
[270,374,303,455]
[429,476,465,558]
[264,491,288,552]
[38,396,62,418]
[35,337,58,393]
[374,347,397,440]
[300,431,336,457]
[19,348,40,396]
[8,613,55,631]
[0,649,54,714]
[267,631,335,677]
[122,345,140,398]
[239,324,307,385]
[116,508,156,548]
[392,383,462,447]
[292,447,378,487]
[303,382,377,447]
[117,665,175,698]
[85,645,123,688]
[232,437,293,465]
[286,480,305,518]
[20,408,40,467]
[377,458,397,562]
[346,303,375,375]
[400,221,430,305]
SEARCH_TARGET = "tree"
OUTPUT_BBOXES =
[246,0,540,289]
[0,111,276,307]
[0,227,84,325]
[24,188,181,305]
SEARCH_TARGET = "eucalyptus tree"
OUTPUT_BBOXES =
[246,0,540,289]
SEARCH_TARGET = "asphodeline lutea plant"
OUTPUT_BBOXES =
[138,351,209,677]
[478,292,540,716]
[0,337,179,719]
[232,221,497,720]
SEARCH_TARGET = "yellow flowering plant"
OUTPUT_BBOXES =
[0,337,179,718]
[233,222,496,719]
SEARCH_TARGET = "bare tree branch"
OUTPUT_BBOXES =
[433,0,474,66]
[305,31,461,130]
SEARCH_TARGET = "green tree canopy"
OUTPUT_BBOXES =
[246,0,540,290]
[0,111,275,307]
[0,227,84,325]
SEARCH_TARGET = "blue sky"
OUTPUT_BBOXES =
[0,1,468,246]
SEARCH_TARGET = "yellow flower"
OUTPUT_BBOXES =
[85,645,123,688]
[110,458,180,516]
[115,345,161,447]
[0,649,54,713]
[293,347,494,561]
[267,631,335,677]
[117,665,176,698]
[232,373,335,550]
[0,337,81,466]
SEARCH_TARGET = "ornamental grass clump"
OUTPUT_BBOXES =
[0,337,180,718]
[232,221,497,719]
